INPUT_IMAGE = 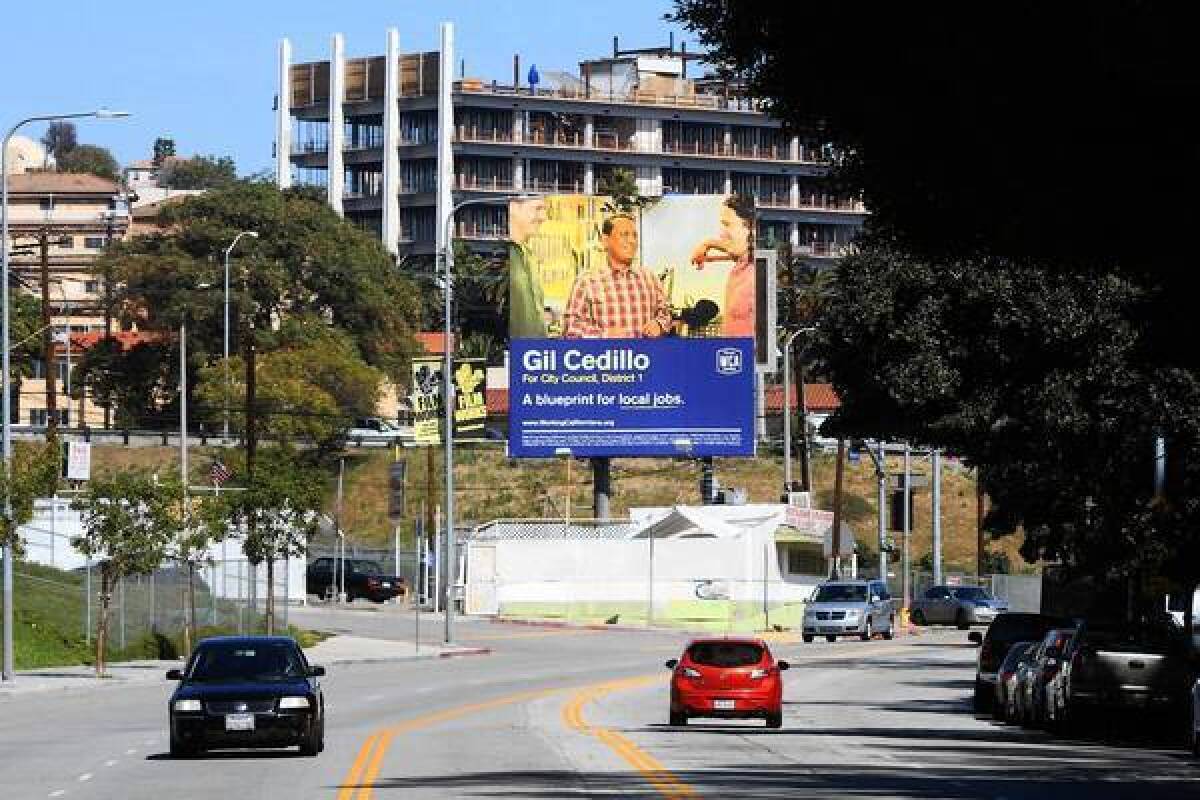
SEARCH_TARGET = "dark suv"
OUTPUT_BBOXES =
[971,612,1065,713]
[305,557,406,603]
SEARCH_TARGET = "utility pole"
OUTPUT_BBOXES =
[830,440,846,579]
[102,215,114,429]
[976,468,985,576]
[876,441,888,583]
[39,230,57,436]
[592,457,611,518]
[902,445,912,614]
[932,450,943,585]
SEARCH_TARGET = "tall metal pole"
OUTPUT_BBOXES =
[932,449,943,585]
[5,110,132,680]
[902,444,912,613]
[222,231,256,443]
[782,331,795,493]
[877,441,888,583]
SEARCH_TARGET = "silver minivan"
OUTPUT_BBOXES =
[803,580,896,643]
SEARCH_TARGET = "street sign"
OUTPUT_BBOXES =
[62,441,91,481]
[847,448,861,464]
[889,473,929,490]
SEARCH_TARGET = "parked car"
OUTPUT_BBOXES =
[1045,617,1192,732]
[167,635,325,757]
[1191,676,1200,756]
[1013,628,1076,727]
[910,585,1009,629]
[666,637,789,728]
[802,580,896,643]
[993,640,1038,722]
[343,417,410,445]
[970,612,1065,713]
[305,557,406,603]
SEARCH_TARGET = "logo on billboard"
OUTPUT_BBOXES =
[715,348,743,376]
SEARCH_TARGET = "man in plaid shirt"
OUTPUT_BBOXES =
[562,214,672,338]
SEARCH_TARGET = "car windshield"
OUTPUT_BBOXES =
[951,587,991,601]
[814,584,867,603]
[687,642,764,667]
[350,560,383,574]
[1086,624,1185,654]
[188,642,306,682]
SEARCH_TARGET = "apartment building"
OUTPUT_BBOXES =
[4,171,130,426]
[275,32,866,258]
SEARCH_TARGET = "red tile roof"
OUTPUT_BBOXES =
[414,332,456,355]
[486,388,509,414]
[57,331,164,356]
[5,172,120,194]
[764,383,841,413]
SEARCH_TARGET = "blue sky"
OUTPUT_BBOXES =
[2,0,687,176]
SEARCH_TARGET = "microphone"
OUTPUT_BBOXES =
[676,299,720,328]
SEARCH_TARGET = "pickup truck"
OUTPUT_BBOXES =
[1047,619,1193,730]
[305,557,406,603]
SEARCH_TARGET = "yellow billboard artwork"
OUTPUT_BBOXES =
[507,194,756,343]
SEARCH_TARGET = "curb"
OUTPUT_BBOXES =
[490,617,744,637]
[318,647,492,666]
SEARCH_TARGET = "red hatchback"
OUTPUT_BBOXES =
[666,638,790,728]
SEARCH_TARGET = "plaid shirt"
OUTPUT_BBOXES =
[562,263,672,338]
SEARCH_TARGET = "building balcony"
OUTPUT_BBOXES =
[525,131,586,148]
[456,126,515,144]
[455,176,517,192]
[523,180,586,194]
[454,81,761,113]
[292,141,329,155]
[756,195,868,213]
[794,242,852,259]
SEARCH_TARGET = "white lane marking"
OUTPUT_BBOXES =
[48,791,65,798]
[365,694,384,701]
[104,760,117,767]
[143,739,154,745]
[78,774,92,782]
[125,749,136,755]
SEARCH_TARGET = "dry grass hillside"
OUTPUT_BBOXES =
[86,444,1031,575]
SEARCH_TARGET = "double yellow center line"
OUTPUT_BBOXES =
[336,675,695,799]
[562,676,699,799]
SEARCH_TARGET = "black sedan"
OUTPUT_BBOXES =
[167,635,326,757]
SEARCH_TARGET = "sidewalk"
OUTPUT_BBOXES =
[0,635,488,699]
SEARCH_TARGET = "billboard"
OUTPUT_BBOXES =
[508,338,755,457]
[410,356,487,445]
[507,194,758,457]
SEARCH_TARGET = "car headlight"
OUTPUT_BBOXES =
[279,696,312,709]
[173,699,202,712]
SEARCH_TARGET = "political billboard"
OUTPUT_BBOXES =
[508,338,755,457]
[506,193,758,458]
[410,356,487,445]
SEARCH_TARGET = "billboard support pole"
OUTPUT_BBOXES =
[932,450,943,585]
[592,458,611,519]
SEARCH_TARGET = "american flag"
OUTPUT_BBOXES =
[210,461,233,486]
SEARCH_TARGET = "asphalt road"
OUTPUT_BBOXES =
[2,610,1197,799]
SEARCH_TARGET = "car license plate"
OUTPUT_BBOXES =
[713,699,736,710]
[225,713,255,731]
[381,582,391,588]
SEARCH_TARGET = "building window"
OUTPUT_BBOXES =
[39,197,54,211]
[84,280,99,293]
[84,236,105,249]
[785,544,825,576]
[30,359,45,379]
[29,409,68,427]
[59,236,74,249]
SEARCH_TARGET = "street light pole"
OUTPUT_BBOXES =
[440,193,534,645]
[3,108,129,681]
[222,231,257,443]
[781,327,815,497]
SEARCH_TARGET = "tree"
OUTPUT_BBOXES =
[228,448,322,634]
[57,144,119,181]
[101,182,420,386]
[675,1,1200,600]
[71,470,175,675]
[170,488,232,653]
[41,121,77,163]
[152,137,176,166]
[597,168,649,214]
[73,338,176,430]
[194,315,384,450]
[158,155,237,190]
[0,440,60,557]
